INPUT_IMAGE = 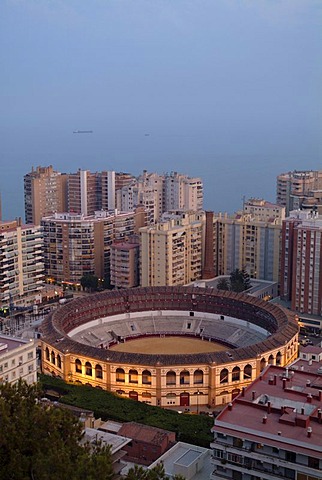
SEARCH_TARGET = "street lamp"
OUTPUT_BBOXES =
[196,390,201,414]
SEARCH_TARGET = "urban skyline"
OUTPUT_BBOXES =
[1,1,321,220]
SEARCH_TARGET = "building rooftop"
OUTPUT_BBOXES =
[83,427,131,454]
[118,422,174,446]
[149,442,212,480]
[0,335,30,354]
[214,365,322,456]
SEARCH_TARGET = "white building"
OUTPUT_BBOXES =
[0,219,44,309]
[0,335,37,385]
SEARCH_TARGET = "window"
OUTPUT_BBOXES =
[142,370,151,384]
[232,367,240,382]
[129,369,138,383]
[95,364,103,379]
[85,362,92,376]
[166,371,176,386]
[28,365,33,373]
[116,368,125,382]
[220,368,228,384]
[28,352,33,359]
[75,359,82,373]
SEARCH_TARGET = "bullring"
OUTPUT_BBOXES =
[40,286,299,409]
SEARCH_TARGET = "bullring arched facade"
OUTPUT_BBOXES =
[40,286,299,409]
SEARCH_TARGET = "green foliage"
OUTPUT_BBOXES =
[125,462,185,480]
[216,278,230,291]
[229,268,251,292]
[39,375,213,448]
[0,380,114,480]
[80,274,99,292]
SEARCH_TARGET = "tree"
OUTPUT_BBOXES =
[125,462,185,480]
[216,278,230,291]
[0,380,114,480]
[229,268,251,292]
[80,274,99,292]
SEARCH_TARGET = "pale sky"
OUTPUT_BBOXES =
[1,0,321,220]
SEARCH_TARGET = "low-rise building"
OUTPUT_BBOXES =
[0,335,37,385]
[117,422,176,465]
[211,364,322,480]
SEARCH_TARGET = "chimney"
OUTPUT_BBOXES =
[307,427,312,438]
[282,378,287,390]
[267,401,271,414]
[306,380,311,387]
[277,431,282,436]
[301,408,305,415]
[202,211,215,279]
[318,409,322,424]
[228,403,233,411]
[263,415,267,424]
[319,391,322,401]
[241,387,246,397]
[307,394,312,403]
[274,375,277,385]
[252,391,256,400]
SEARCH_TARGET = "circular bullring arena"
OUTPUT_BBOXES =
[40,286,299,409]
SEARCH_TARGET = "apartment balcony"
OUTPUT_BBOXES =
[212,442,320,479]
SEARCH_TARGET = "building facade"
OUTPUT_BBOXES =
[276,170,322,216]
[24,165,67,225]
[110,237,140,289]
[0,219,44,308]
[0,335,37,385]
[40,287,298,410]
[140,211,205,287]
[280,209,322,316]
[214,203,282,283]
[211,364,322,480]
[41,210,136,285]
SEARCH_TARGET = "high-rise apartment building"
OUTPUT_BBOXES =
[24,165,67,225]
[140,211,205,287]
[110,236,140,289]
[276,170,322,215]
[163,171,203,212]
[280,209,322,316]
[214,199,283,282]
[0,219,44,308]
[118,171,203,224]
[41,210,136,285]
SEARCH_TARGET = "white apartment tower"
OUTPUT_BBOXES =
[0,219,44,308]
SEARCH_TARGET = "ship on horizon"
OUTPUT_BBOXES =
[73,130,93,134]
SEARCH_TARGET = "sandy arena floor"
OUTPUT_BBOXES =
[110,336,228,354]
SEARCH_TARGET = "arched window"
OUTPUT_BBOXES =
[95,364,103,379]
[180,370,190,385]
[268,354,274,365]
[243,364,252,380]
[45,347,50,361]
[57,355,62,369]
[194,369,203,385]
[260,358,267,372]
[51,351,55,365]
[75,359,82,373]
[220,368,228,384]
[116,368,125,382]
[232,366,240,382]
[129,369,138,383]
[142,370,151,385]
[85,362,92,376]
[116,389,125,396]
[276,351,282,365]
[166,371,176,386]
